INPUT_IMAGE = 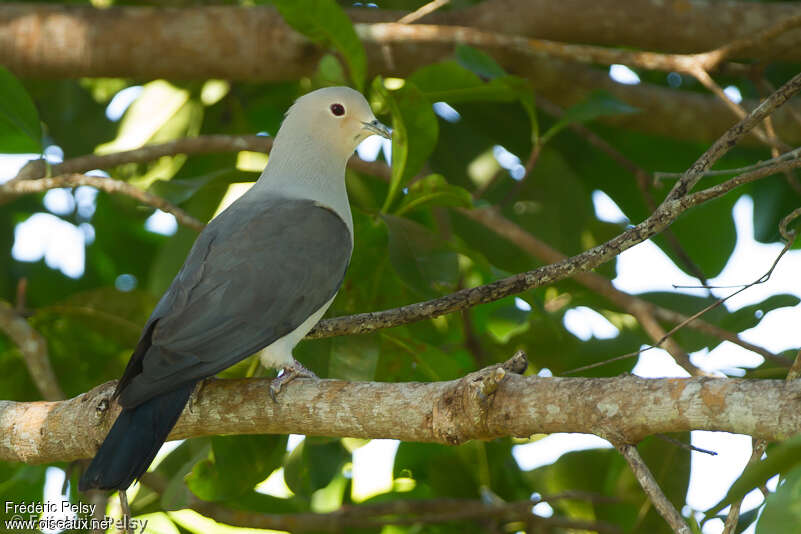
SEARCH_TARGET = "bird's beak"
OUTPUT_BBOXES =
[362,119,392,139]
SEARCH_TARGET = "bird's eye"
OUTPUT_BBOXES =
[330,103,346,117]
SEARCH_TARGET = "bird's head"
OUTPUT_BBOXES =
[278,86,392,160]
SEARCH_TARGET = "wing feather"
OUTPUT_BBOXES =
[116,196,351,407]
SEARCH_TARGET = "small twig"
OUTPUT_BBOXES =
[628,302,708,376]
[703,11,801,68]
[0,173,206,232]
[397,0,450,24]
[617,443,691,534]
[755,78,801,195]
[537,96,711,287]
[645,238,794,353]
[500,141,542,206]
[459,207,784,373]
[667,71,801,202]
[720,347,801,531]
[460,307,488,367]
[565,238,793,375]
[690,67,777,147]
[0,301,64,401]
[722,438,768,534]
[648,306,788,368]
[15,278,27,313]
[655,434,717,456]
[679,158,801,211]
[654,146,801,181]
[779,206,801,242]
[118,490,133,534]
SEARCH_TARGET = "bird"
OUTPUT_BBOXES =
[79,86,392,492]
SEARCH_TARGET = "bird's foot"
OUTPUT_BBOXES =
[270,361,318,402]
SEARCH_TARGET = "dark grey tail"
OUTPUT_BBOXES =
[79,381,196,491]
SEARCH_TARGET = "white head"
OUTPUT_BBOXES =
[272,86,391,162]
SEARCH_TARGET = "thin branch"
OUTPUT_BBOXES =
[397,0,450,24]
[140,472,621,533]
[537,96,712,287]
[655,434,717,457]
[5,354,801,464]
[705,11,801,68]
[5,77,798,352]
[722,439,767,534]
[721,348,801,532]
[689,67,776,148]
[780,205,801,242]
[667,71,801,202]
[648,306,789,368]
[459,207,707,377]
[0,301,64,401]
[617,443,691,534]
[654,146,801,181]
[317,74,801,340]
[0,174,206,231]
[358,19,800,77]
[7,134,391,185]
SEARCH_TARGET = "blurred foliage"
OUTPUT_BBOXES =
[1,0,800,533]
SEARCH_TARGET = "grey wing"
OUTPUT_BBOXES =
[116,197,352,407]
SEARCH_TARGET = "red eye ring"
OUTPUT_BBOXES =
[330,103,345,116]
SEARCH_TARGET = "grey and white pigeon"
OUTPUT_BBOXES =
[79,86,391,491]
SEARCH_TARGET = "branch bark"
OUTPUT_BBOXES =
[3,353,801,465]
[2,2,801,144]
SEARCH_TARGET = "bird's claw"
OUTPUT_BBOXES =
[269,361,318,402]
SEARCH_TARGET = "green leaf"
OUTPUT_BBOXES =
[328,334,379,381]
[756,465,801,533]
[720,294,800,333]
[0,66,42,153]
[542,90,638,143]
[395,174,472,215]
[378,331,472,382]
[186,434,287,501]
[284,438,348,497]
[382,214,458,297]
[268,0,367,90]
[455,45,506,80]
[394,442,480,498]
[409,61,537,142]
[708,433,801,515]
[0,464,48,523]
[372,78,439,212]
[147,167,248,205]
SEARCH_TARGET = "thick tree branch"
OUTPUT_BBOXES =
[2,2,801,144]
[361,11,801,77]
[3,353,801,465]
[3,1,801,79]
